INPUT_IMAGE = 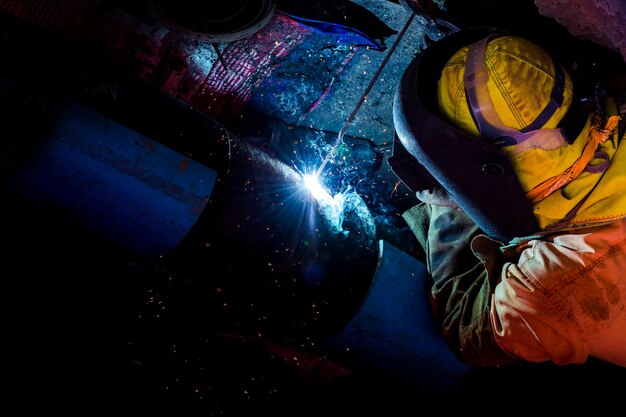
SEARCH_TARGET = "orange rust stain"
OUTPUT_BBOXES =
[142,138,155,152]
[178,158,190,174]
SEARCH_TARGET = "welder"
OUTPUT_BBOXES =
[391,27,626,367]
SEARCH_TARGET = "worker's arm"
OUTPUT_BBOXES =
[490,222,626,367]
[403,203,516,366]
[405,202,626,367]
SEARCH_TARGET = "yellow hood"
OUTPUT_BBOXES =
[504,108,625,230]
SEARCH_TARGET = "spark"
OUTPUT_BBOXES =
[302,174,330,202]
[300,172,345,234]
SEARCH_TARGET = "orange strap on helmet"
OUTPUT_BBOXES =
[525,115,620,204]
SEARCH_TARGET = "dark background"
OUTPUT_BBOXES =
[3,1,625,414]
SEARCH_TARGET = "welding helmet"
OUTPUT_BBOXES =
[390,27,580,241]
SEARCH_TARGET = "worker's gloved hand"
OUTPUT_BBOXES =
[415,187,460,210]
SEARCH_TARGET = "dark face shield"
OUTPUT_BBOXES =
[389,27,539,242]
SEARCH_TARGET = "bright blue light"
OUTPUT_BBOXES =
[301,172,346,233]
[302,173,330,201]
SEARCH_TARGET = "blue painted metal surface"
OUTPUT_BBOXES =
[10,99,217,258]
[321,239,469,392]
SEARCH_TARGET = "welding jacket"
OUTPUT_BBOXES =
[403,104,626,368]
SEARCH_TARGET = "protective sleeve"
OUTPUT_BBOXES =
[489,260,590,365]
[402,203,518,366]
[404,200,626,367]
[488,226,626,366]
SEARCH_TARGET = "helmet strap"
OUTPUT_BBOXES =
[464,35,566,143]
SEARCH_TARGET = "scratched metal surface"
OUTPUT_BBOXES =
[0,0,429,145]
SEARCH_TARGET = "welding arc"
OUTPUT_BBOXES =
[315,9,417,177]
